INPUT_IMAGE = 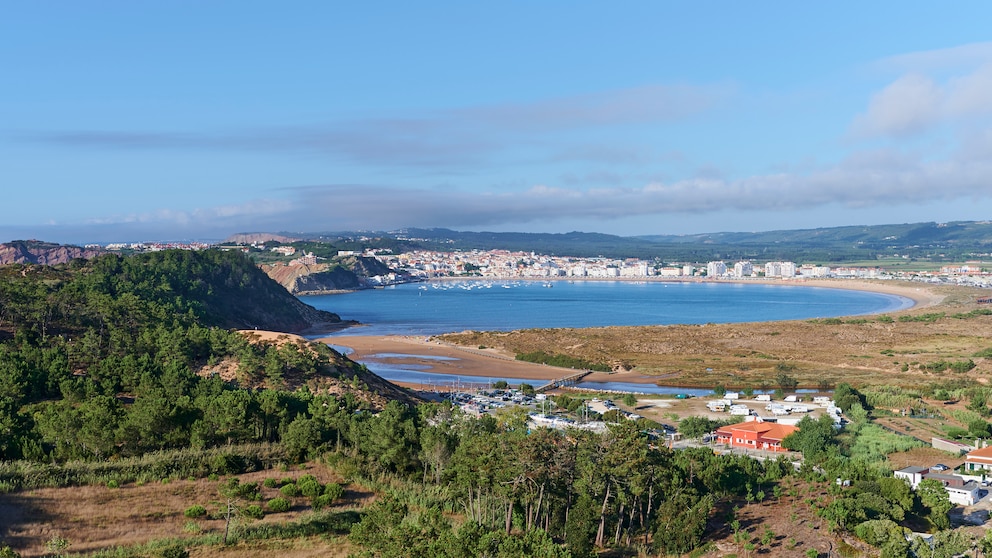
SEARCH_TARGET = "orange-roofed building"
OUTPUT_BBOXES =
[714,420,799,453]
[965,445,992,473]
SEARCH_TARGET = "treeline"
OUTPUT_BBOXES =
[332,404,782,557]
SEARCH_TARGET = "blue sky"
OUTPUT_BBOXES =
[4,2,992,243]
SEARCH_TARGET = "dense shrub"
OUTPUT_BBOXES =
[183,505,207,518]
[514,351,611,372]
[262,477,278,489]
[158,544,190,558]
[898,312,945,323]
[280,483,300,498]
[312,494,337,510]
[297,474,323,498]
[243,504,264,519]
[267,497,291,513]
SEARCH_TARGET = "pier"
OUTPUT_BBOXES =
[535,370,593,393]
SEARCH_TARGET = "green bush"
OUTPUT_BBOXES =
[243,504,264,519]
[183,504,207,518]
[297,474,323,498]
[262,477,278,489]
[898,312,945,323]
[323,482,344,501]
[158,544,189,558]
[267,497,291,513]
[514,350,611,372]
[106,480,119,489]
[312,493,337,510]
[280,483,300,498]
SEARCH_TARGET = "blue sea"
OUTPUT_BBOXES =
[303,279,912,338]
[304,280,911,393]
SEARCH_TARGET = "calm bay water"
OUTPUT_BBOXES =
[304,279,912,337]
[305,280,911,393]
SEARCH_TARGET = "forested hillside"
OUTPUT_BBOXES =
[0,249,400,463]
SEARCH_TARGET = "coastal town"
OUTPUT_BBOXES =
[359,247,992,290]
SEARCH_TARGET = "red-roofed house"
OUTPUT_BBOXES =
[965,445,992,473]
[714,420,799,453]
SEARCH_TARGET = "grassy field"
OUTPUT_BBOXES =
[0,464,365,557]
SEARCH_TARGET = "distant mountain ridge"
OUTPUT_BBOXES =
[635,221,992,248]
[7,219,992,267]
[388,221,992,261]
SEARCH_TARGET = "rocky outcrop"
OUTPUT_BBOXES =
[261,262,363,295]
[0,240,103,265]
[337,255,394,278]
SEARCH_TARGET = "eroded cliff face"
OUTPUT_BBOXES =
[0,240,103,265]
[260,262,363,294]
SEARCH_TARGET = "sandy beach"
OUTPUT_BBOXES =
[319,334,602,384]
[316,278,941,388]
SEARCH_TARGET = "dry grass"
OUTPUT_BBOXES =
[440,283,992,390]
[0,463,369,557]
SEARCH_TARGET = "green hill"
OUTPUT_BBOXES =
[0,249,415,464]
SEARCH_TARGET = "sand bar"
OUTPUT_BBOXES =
[319,334,587,383]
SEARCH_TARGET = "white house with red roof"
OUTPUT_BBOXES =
[965,445,992,473]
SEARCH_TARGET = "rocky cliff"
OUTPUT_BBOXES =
[261,262,363,294]
[0,240,104,265]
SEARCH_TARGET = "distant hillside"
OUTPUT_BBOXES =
[0,239,104,265]
[0,249,348,334]
[222,232,303,244]
[638,221,992,251]
[399,228,668,259]
[396,222,992,262]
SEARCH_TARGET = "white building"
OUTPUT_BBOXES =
[765,261,797,278]
[706,261,727,277]
[799,265,831,278]
[894,467,981,506]
[733,261,753,278]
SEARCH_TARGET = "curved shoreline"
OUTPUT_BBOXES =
[315,279,948,388]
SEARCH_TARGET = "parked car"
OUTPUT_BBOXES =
[931,464,950,472]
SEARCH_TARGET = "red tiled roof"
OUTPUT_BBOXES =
[715,421,798,442]
[966,445,992,462]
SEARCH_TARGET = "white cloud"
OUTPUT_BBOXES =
[854,45,992,139]
[878,41,992,73]
[851,74,942,137]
